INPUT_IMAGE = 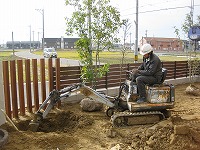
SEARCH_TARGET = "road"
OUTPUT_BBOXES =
[14,50,82,66]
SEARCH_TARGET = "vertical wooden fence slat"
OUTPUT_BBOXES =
[48,59,53,92]
[127,64,130,71]
[10,60,18,118]
[40,59,46,102]
[186,61,188,77]
[2,61,11,118]
[105,72,108,89]
[17,60,25,116]
[32,59,39,112]
[25,59,32,113]
[55,58,61,108]
[174,61,177,79]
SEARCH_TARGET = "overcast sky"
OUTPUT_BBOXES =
[0,0,200,44]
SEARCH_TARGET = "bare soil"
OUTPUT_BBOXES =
[1,82,200,150]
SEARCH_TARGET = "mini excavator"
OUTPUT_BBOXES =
[28,68,175,131]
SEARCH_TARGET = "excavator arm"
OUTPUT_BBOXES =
[28,83,115,131]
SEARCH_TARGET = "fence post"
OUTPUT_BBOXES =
[17,60,25,116]
[40,59,46,102]
[48,59,53,92]
[55,58,61,107]
[32,59,39,112]
[25,59,32,113]
[10,60,18,118]
[2,61,11,118]
[0,61,6,125]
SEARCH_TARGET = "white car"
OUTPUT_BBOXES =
[43,48,57,58]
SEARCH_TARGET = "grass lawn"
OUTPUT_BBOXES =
[33,49,192,64]
[0,50,22,61]
[1,49,198,63]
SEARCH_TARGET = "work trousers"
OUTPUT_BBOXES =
[136,75,157,98]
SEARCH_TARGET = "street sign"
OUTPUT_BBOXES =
[188,26,200,41]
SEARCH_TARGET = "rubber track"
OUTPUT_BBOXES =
[111,111,165,127]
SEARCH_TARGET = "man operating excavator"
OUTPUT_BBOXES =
[28,42,174,130]
[132,43,162,103]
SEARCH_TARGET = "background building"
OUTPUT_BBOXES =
[140,37,183,52]
[44,38,80,49]
[5,38,80,50]
[6,41,40,49]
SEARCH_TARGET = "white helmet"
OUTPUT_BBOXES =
[140,43,153,55]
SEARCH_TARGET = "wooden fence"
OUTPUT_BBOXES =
[1,59,198,119]
[53,61,190,89]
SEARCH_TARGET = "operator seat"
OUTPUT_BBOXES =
[158,68,167,84]
[150,68,167,86]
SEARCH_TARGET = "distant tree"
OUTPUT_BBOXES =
[174,13,200,43]
[65,0,123,88]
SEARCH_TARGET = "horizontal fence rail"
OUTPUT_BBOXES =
[1,59,199,119]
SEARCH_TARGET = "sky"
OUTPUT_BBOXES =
[0,0,200,44]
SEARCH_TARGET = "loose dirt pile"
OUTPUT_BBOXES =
[1,83,200,150]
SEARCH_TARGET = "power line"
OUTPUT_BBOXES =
[122,5,200,17]
[140,5,190,14]
[120,0,187,13]
[140,0,181,8]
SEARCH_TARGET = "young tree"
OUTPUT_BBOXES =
[174,13,200,95]
[174,13,200,52]
[119,19,131,83]
[65,0,123,88]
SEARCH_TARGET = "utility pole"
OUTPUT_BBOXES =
[32,31,34,51]
[38,32,40,48]
[130,32,132,49]
[12,31,14,55]
[29,25,31,52]
[134,0,139,62]
[42,9,44,50]
[36,9,44,50]
[142,36,143,45]
[190,0,194,26]
[145,30,148,37]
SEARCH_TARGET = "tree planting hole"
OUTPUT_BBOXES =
[16,111,94,133]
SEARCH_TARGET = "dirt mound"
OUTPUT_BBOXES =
[4,110,94,133]
[1,83,200,150]
[38,111,94,133]
[185,84,200,96]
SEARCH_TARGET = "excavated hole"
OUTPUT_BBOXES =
[16,110,94,133]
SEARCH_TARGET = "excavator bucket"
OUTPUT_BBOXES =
[27,112,43,132]
[28,120,40,132]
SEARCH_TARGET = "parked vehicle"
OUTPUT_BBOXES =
[43,48,57,58]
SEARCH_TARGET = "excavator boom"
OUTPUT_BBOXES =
[28,83,116,131]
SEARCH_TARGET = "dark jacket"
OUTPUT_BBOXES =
[138,52,162,82]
